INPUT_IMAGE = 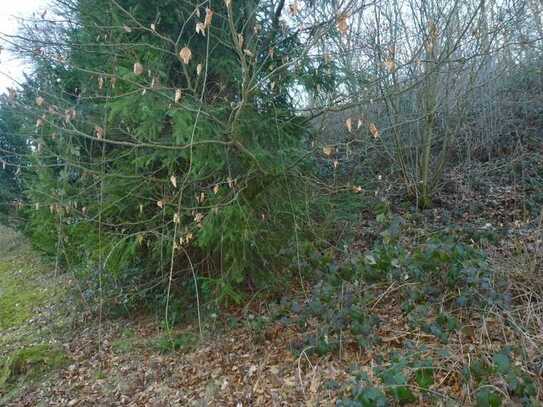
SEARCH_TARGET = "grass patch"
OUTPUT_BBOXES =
[0,226,71,402]
[0,226,53,330]
[0,225,61,331]
[0,343,69,389]
[0,261,50,330]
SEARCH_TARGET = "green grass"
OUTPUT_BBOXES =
[0,263,49,330]
[0,226,55,330]
[0,344,69,388]
[0,225,70,400]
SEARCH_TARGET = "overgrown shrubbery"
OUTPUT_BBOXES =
[0,0,320,319]
[1,0,541,325]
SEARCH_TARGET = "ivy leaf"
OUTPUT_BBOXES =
[476,389,502,407]
[415,367,434,390]
[492,351,511,374]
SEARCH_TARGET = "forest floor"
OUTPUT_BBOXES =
[1,164,543,406]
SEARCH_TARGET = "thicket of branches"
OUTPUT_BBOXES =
[0,0,541,319]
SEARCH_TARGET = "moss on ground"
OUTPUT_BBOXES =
[0,344,69,388]
[0,261,49,330]
[0,225,70,400]
[0,225,60,330]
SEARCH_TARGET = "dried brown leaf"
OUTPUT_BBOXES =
[179,47,192,65]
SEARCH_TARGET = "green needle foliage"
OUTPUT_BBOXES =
[2,0,314,317]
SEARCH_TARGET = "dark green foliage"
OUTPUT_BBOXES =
[476,389,503,407]
[465,348,539,406]
[4,0,314,317]
[338,386,389,407]
[0,96,29,220]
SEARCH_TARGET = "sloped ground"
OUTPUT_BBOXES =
[1,188,542,406]
[0,225,72,403]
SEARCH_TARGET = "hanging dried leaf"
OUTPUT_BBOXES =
[194,212,204,224]
[384,58,396,73]
[204,8,214,28]
[98,76,104,89]
[35,96,44,106]
[36,118,44,128]
[173,213,180,224]
[322,145,334,156]
[150,23,156,31]
[139,203,143,214]
[243,49,254,57]
[196,22,206,36]
[179,47,192,64]
[213,184,220,194]
[357,118,363,129]
[170,175,177,188]
[345,117,352,133]
[333,159,339,169]
[151,76,160,89]
[111,76,117,88]
[95,126,104,139]
[369,122,380,138]
[237,33,244,48]
[196,63,203,76]
[133,62,144,75]
[64,108,76,122]
[227,177,235,188]
[175,88,182,103]
[7,88,17,101]
[289,1,300,16]
[224,0,231,8]
[181,232,194,245]
[123,25,132,33]
[337,15,349,34]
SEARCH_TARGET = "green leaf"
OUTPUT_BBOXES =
[392,386,416,404]
[492,352,511,374]
[415,367,434,390]
[476,389,502,407]
[354,387,388,407]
